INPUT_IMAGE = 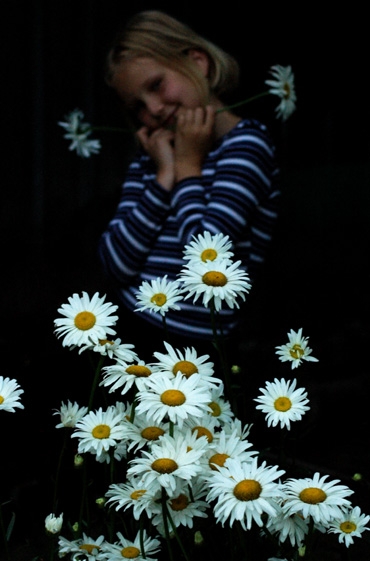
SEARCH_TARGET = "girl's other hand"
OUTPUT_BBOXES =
[136,126,176,191]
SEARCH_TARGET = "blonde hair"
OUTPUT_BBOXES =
[105,10,240,101]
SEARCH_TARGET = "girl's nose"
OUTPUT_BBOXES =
[145,96,164,118]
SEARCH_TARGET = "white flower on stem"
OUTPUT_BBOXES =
[275,328,318,369]
[53,400,88,429]
[54,292,118,348]
[207,383,234,426]
[58,532,106,559]
[78,337,138,362]
[100,529,161,561]
[183,231,234,265]
[106,476,159,520]
[282,472,354,525]
[71,406,126,459]
[135,275,183,316]
[206,457,285,530]
[0,377,24,412]
[265,503,310,548]
[222,417,253,440]
[179,259,251,312]
[58,109,101,158]
[265,65,297,121]
[205,429,258,473]
[100,358,154,396]
[45,512,63,535]
[254,378,310,430]
[122,410,170,453]
[327,505,370,547]
[182,414,220,445]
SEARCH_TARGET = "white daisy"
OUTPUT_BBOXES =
[100,358,154,396]
[0,377,24,412]
[100,529,161,561]
[135,372,212,429]
[135,275,183,316]
[54,292,118,348]
[327,505,370,547]
[122,410,170,452]
[207,383,234,426]
[282,472,354,525]
[254,378,310,430]
[179,259,251,312]
[206,457,285,530]
[265,65,297,121]
[53,400,88,429]
[45,513,63,535]
[71,406,126,459]
[182,414,220,445]
[126,432,206,496]
[183,231,234,265]
[58,532,106,559]
[105,477,159,520]
[275,328,318,369]
[58,108,101,158]
[205,428,258,473]
[78,337,138,362]
[222,417,253,440]
[265,503,310,547]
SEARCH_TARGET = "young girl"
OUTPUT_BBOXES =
[98,10,280,355]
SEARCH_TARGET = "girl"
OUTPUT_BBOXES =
[98,10,280,356]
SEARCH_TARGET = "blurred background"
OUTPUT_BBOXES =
[1,1,370,558]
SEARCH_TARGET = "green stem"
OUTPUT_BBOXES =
[164,504,190,561]
[88,355,105,411]
[161,488,174,561]
[216,90,270,113]
[0,503,11,561]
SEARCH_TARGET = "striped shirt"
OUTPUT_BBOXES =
[98,118,280,339]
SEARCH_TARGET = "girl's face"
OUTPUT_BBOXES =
[111,54,209,131]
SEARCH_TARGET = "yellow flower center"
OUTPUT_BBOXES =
[209,453,229,470]
[74,311,96,331]
[151,458,178,473]
[130,489,147,500]
[150,293,167,307]
[125,365,151,377]
[202,271,227,287]
[192,426,213,442]
[290,344,304,359]
[92,424,111,439]
[201,248,218,262]
[233,479,262,501]
[141,426,165,440]
[79,544,100,553]
[208,401,221,417]
[299,487,327,504]
[170,494,189,511]
[340,521,357,534]
[0,396,4,405]
[98,338,114,345]
[172,360,198,378]
[121,546,141,558]
[274,396,292,412]
[160,389,186,406]
[283,82,291,98]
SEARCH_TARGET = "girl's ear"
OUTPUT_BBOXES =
[186,49,210,77]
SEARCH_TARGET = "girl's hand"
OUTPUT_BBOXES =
[136,126,175,191]
[174,105,215,182]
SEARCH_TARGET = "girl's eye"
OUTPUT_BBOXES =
[150,78,162,92]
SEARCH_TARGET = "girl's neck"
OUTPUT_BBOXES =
[212,98,242,139]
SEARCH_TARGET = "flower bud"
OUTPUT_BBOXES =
[45,513,63,534]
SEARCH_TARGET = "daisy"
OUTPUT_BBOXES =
[100,358,154,396]
[179,259,251,312]
[222,417,253,440]
[206,457,285,530]
[135,275,183,316]
[327,505,370,547]
[78,337,138,362]
[122,410,170,452]
[0,377,24,412]
[282,472,354,525]
[205,428,258,473]
[183,231,234,265]
[53,400,88,429]
[105,476,159,520]
[207,383,234,426]
[58,108,101,158]
[265,503,310,547]
[265,65,297,121]
[54,292,118,348]
[135,372,212,428]
[254,378,310,430]
[127,432,206,496]
[58,532,106,560]
[100,529,161,561]
[182,414,220,445]
[71,406,126,459]
[275,328,318,369]
[45,512,63,535]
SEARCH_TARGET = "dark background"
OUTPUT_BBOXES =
[1,2,370,559]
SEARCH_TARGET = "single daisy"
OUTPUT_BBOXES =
[205,428,258,473]
[58,108,101,158]
[207,383,234,426]
[100,529,161,561]
[282,472,354,525]
[71,406,126,459]
[327,505,370,547]
[135,275,183,316]
[275,328,318,369]
[45,513,63,535]
[135,372,212,429]
[58,532,106,560]
[265,65,297,121]
[183,231,234,265]
[254,378,310,430]
[100,358,154,396]
[54,292,118,348]
[178,259,251,312]
[122,410,170,453]
[53,400,88,429]
[0,377,24,412]
[78,337,138,362]
[265,503,310,548]
[182,413,221,445]
[222,417,253,441]
[206,457,285,530]
[105,476,159,520]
